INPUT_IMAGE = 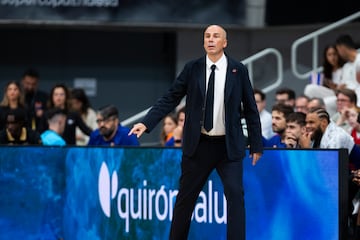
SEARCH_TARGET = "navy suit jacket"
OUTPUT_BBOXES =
[142,54,263,160]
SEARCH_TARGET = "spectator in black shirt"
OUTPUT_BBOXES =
[21,68,49,132]
[0,81,29,131]
[0,108,41,145]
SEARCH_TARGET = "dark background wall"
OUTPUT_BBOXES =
[265,0,360,26]
[0,27,176,144]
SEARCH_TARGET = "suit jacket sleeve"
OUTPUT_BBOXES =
[241,65,263,154]
[141,63,190,132]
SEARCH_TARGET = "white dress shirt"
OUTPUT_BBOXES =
[202,54,227,136]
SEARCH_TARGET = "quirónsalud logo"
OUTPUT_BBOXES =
[98,161,227,233]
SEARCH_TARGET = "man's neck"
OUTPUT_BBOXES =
[49,125,61,135]
[207,52,224,63]
[349,50,357,62]
[278,130,286,141]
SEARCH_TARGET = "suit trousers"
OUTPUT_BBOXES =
[169,134,245,240]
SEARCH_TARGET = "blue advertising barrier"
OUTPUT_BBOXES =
[0,147,347,240]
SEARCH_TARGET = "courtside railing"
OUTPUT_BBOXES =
[241,47,283,93]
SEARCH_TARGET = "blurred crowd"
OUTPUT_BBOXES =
[0,69,139,147]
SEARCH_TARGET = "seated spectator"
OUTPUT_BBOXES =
[304,44,345,116]
[284,112,306,148]
[295,94,309,114]
[165,106,185,147]
[307,97,326,111]
[335,34,360,100]
[88,104,139,146]
[303,107,360,238]
[0,108,41,145]
[40,108,67,146]
[0,81,28,131]
[302,107,360,169]
[21,68,49,132]
[254,88,274,139]
[70,88,97,146]
[275,87,296,108]
[160,113,177,146]
[318,35,360,116]
[263,104,294,148]
[332,88,357,132]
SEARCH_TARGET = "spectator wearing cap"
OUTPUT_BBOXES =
[88,104,139,146]
[0,108,41,145]
[40,108,67,146]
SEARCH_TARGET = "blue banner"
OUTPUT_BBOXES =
[0,147,345,240]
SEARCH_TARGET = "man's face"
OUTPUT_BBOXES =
[203,25,227,57]
[335,44,349,61]
[285,121,305,141]
[305,112,322,140]
[336,93,352,112]
[22,76,38,93]
[96,114,118,139]
[295,97,308,114]
[272,110,287,134]
[254,93,265,112]
[276,93,294,107]
[307,100,320,111]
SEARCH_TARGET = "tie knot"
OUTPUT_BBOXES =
[211,64,216,71]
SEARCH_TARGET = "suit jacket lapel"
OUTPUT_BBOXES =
[197,57,207,101]
[225,58,236,103]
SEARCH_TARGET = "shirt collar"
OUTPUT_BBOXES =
[206,53,227,70]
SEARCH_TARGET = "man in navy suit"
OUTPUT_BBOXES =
[129,25,263,240]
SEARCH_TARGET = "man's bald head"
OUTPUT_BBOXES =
[204,25,227,39]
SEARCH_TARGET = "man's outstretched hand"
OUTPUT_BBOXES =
[128,123,147,138]
[250,152,262,166]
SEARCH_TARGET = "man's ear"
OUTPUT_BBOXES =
[320,118,328,131]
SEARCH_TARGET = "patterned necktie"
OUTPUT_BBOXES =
[204,64,216,132]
